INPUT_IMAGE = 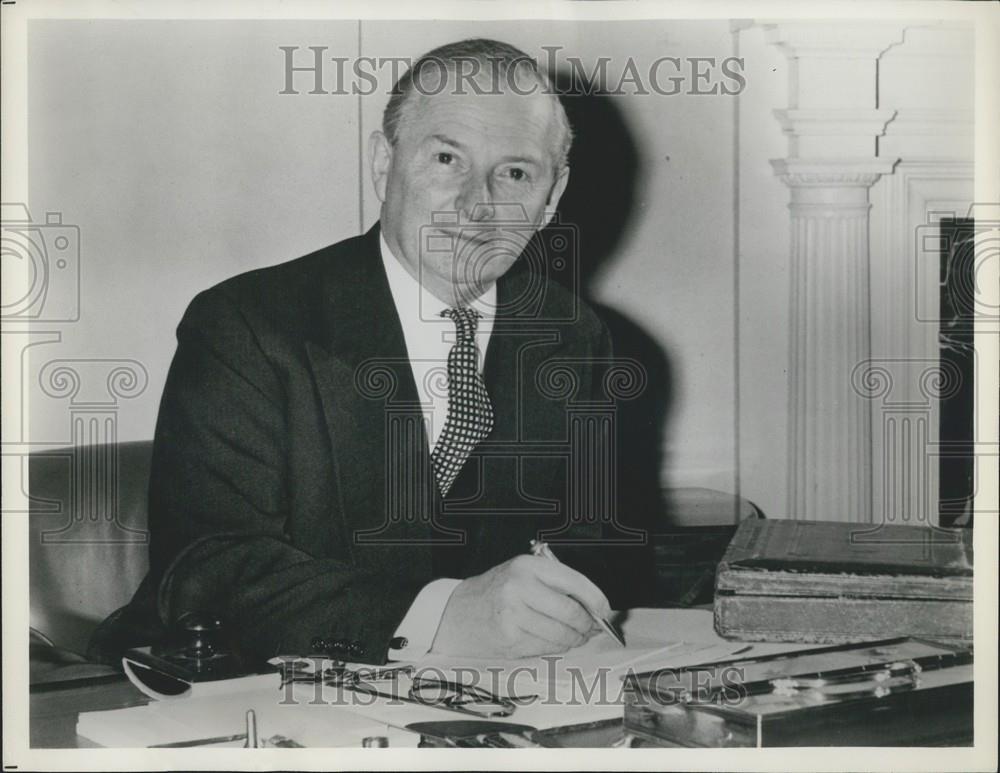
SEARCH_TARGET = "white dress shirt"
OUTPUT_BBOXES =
[379,234,496,661]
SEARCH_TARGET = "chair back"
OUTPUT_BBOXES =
[28,441,153,655]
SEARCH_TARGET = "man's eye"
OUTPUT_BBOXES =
[506,168,527,181]
[436,152,454,165]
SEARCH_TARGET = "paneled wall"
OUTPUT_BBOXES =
[735,21,974,521]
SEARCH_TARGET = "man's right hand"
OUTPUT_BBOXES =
[429,555,613,659]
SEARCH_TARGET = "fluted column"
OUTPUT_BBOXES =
[763,21,904,520]
[774,161,895,520]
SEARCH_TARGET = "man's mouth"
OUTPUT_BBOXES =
[435,227,531,247]
[436,227,500,244]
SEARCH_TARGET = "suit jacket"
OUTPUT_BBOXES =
[91,223,641,666]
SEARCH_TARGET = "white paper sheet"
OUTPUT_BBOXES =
[77,684,418,748]
[79,608,813,744]
[343,609,815,731]
[413,608,811,690]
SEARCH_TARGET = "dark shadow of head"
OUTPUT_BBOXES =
[535,71,675,605]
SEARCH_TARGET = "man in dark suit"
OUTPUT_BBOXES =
[93,38,648,667]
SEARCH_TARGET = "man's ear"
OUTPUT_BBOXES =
[369,130,393,203]
[542,165,570,226]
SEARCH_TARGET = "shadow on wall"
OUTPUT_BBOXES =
[541,72,676,605]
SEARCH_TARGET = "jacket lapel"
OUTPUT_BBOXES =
[305,224,573,579]
[305,224,434,583]
[450,260,574,566]
[484,262,570,446]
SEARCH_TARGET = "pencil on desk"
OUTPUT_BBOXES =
[529,539,626,647]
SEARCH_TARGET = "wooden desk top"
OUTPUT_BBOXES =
[30,675,148,748]
[29,611,974,750]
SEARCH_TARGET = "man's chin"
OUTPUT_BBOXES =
[458,254,520,286]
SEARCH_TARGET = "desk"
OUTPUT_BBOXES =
[29,669,973,750]
[30,609,974,749]
[31,675,148,748]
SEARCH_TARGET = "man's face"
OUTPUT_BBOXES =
[370,71,569,306]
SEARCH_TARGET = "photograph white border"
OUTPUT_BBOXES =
[2,1,997,770]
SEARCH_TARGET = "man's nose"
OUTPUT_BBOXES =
[456,174,495,222]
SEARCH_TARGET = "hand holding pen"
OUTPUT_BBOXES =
[431,548,617,659]
[530,540,626,647]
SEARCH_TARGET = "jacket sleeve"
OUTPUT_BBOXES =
[147,287,421,665]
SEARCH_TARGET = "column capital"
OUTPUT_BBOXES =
[771,158,898,189]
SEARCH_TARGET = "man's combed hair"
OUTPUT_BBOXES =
[382,38,573,170]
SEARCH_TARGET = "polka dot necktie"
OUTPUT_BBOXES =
[431,307,495,496]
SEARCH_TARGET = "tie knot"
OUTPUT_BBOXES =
[441,306,480,342]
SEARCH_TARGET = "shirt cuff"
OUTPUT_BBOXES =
[387,578,462,661]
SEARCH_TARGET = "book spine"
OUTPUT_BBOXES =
[714,596,973,642]
[714,568,973,601]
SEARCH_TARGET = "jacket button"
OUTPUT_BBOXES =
[389,636,408,650]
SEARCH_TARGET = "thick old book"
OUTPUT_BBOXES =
[713,518,973,642]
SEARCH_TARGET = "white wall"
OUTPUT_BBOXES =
[27,20,362,448]
[734,24,791,518]
[25,19,742,499]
